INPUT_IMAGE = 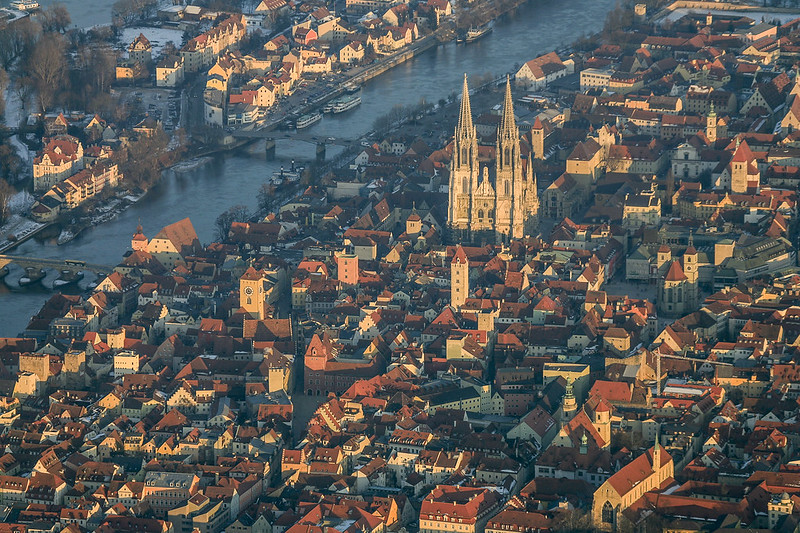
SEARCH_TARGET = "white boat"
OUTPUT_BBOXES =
[332,95,361,114]
[459,23,492,43]
[296,112,322,129]
[10,0,39,10]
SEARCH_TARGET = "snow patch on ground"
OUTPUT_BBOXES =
[3,84,33,171]
[118,27,186,58]
[8,191,34,214]
[0,214,45,253]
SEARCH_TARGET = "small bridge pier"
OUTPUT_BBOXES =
[316,142,326,161]
[265,138,276,161]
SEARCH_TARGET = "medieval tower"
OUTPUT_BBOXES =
[448,75,540,242]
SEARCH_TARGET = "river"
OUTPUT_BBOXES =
[0,0,614,336]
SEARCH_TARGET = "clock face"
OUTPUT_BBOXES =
[244,286,254,295]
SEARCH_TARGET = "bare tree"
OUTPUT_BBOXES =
[40,4,71,33]
[0,26,15,70]
[0,67,7,116]
[0,145,22,184]
[75,45,116,98]
[215,205,251,241]
[550,508,592,533]
[14,76,34,117]
[112,0,158,26]
[257,182,274,213]
[162,41,178,58]
[112,0,137,25]
[119,126,170,189]
[0,178,13,225]
[25,33,68,112]
[0,17,41,70]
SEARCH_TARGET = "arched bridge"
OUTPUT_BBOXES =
[0,255,114,276]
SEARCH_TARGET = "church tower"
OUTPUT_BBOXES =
[531,117,545,160]
[496,76,521,239]
[706,103,717,143]
[656,242,671,270]
[561,376,578,423]
[447,75,539,242]
[132,223,148,252]
[337,251,359,287]
[240,266,268,320]
[448,75,479,240]
[684,232,699,309]
[525,149,540,237]
[451,245,469,309]
[653,423,661,475]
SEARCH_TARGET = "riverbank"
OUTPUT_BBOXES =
[55,190,148,245]
[208,0,540,151]
[2,0,615,261]
[0,215,49,254]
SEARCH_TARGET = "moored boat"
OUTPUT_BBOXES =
[459,23,492,43]
[332,95,361,114]
[270,160,304,183]
[296,112,322,129]
[10,0,39,10]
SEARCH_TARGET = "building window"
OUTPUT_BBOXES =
[602,501,614,524]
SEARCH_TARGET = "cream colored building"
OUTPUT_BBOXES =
[447,76,539,242]
[593,443,673,530]
[33,136,85,192]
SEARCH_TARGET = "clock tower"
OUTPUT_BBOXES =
[240,266,268,319]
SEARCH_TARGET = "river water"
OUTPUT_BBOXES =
[0,0,614,336]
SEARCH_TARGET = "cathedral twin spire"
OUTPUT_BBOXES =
[449,73,539,241]
[456,74,477,140]
[455,74,517,142]
[454,74,478,170]
[499,75,517,142]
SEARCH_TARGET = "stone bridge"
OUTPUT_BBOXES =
[0,255,114,277]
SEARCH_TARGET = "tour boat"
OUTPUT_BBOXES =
[10,0,39,10]
[296,112,322,129]
[332,95,361,114]
[459,23,492,43]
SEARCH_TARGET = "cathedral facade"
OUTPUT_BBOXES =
[447,75,540,242]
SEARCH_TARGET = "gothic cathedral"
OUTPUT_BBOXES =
[447,75,540,242]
